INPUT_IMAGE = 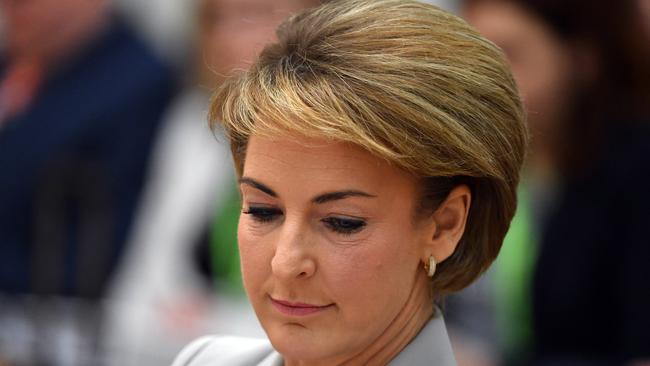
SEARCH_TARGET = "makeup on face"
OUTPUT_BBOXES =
[240,177,374,237]
[238,136,428,363]
[269,296,336,317]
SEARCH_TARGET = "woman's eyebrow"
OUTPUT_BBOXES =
[312,190,376,204]
[239,177,277,197]
[239,177,375,203]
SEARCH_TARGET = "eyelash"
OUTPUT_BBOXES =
[242,206,367,235]
[321,217,366,235]
[242,206,281,223]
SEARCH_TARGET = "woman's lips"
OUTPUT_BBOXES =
[270,297,335,316]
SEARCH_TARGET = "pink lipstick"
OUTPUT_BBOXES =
[270,297,334,316]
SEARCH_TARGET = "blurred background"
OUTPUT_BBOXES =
[0,0,647,365]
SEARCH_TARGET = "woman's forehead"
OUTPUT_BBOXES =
[244,136,385,169]
[241,135,418,196]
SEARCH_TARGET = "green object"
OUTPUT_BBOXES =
[493,186,537,361]
[210,183,245,293]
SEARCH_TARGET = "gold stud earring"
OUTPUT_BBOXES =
[423,255,436,277]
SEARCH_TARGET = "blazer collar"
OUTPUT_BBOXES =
[258,351,283,366]
[388,311,457,366]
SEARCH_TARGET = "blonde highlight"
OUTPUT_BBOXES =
[210,0,528,296]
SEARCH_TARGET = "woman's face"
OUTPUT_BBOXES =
[238,135,432,363]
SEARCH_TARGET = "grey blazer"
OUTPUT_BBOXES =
[171,312,457,366]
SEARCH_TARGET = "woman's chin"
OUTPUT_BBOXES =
[266,324,346,364]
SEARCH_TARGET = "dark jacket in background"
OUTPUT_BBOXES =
[533,120,650,364]
[0,17,176,298]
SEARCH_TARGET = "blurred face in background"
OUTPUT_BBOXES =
[641,0,650,36]
[464,1,574,160]
[0,0,108,63]
[198,0,315,87]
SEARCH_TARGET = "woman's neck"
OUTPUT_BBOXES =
[285,271,434,366]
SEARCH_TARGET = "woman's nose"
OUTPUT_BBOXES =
[270,223,316,281]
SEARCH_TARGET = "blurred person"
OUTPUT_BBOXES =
[641,0,650,36]
[0,0,175,363]
[462,0,650,364]
[103,0,323,365]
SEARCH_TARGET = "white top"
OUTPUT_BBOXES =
[171,311,457,366]
[104,89,263,365]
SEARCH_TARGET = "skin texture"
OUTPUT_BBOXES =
[238,135,470,365]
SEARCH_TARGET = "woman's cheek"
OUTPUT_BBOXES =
[238,221,272,290]
[331,229,410,301]
[322,243,381,299]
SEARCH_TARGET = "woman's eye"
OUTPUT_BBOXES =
[322,216,366,235]
[242,206,282,223]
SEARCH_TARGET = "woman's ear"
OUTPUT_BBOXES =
[421,185,471,264]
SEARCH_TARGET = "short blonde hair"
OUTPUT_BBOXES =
[210,0,528,297]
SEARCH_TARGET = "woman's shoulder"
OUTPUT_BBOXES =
[171,335,281,366]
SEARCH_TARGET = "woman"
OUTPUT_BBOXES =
[173,0,527,364]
